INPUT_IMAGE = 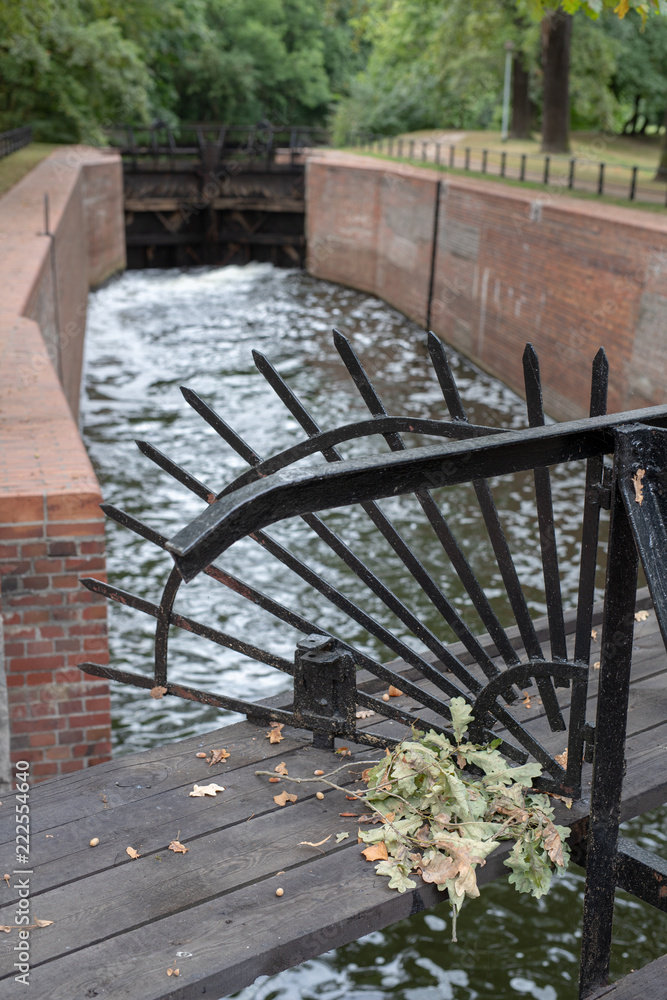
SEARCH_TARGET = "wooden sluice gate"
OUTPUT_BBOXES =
[114,123,327,269]
[2,336,667,999]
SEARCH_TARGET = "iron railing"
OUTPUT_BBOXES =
[349,132,667,208]
[0,126,32,160]
[77,334,667,997]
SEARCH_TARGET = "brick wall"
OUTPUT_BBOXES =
[306,152,667,420]
[0,149,125,784]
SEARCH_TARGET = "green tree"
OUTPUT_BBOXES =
[0,0,153,141]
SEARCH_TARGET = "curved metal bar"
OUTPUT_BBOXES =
[154,566,184,686]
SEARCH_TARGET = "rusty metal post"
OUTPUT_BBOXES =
[293,635,356,749]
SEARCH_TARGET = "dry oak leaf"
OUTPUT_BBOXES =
[208,748,230,766]
[388,686,403,698]
[274,790,297,807]
[267,723,285,744]
[274,762,288,775]
[150,686,168,700]
[299,835,332,848]
[635,610,650,622]
[362,842,389,862]
[554,749,568,768]
[168,840,189,854]
[34,919,53,928]
[522,691,532,709]
[335,747,351,757]
[189,783,225,797]
[167,968,180,977]
[632,468,645,505]
[126,846,140,860]
[543,825,565,867]
[356,710,375,719]
[591,629,598,641]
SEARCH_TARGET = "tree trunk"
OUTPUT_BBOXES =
[655,107,667,181]
[510,54,532,139]
[541,9,572,154]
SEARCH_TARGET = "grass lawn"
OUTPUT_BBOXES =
[343,129,667,211]
[0,143,61,197]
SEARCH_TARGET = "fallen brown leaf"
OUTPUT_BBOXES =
[150,686,168,700]
[3,874,10,887]
[34,919,53,928]
[274,762,288,775]
[522,690,532,709]
[345,794,360,800]
[554,749,568,768]
[167,968,180,977]
[267,723,285,744]
[335,747,351,757]
[208,748,230,766]
[362,842,389,862]
[591,629,598,641]
[355,710,375,719]
[632,468,645,505]
[388,686,403,697]
[593,661,601,670]
[361,768,372,783]
[298,835,332,848]
[126,846,140,859]
[273,790,297,807]
[189,782,225,797]
[0,926,11,933]
[543,824,565,867]
[635,610,650,622]
[168,839,189,854]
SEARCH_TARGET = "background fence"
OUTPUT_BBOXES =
[0,126,33,160]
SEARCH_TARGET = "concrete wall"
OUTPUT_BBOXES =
[306,151,667,420]
[0,147,125,784]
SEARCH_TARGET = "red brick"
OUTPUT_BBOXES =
[86,727,111,741]
[40,625,65,639]
[71,622,106,637]
[47,493,102,523]
[44,746,71,761]
[3,612,21,625]
[59,760,85,774]
[26,640,53,655]
[58,699,83,715]
[66,652,100,668]
[78,653,108,670]
[5,626,36,640]
[55,638,81,652]
[83,637,107,652]
[5,642,24,657]
[9,654,63,672]
[6,674,24,688]
[85,696,111,712]
[81,541,105,554]
[82,605,107,620]
[0,524,43,540]
[9,592,62,607]
[22,575,49,590]
[29,732,56,748]
[0,495,43,524]
[54,669,85,683]
[26,671,57,686]
[12,749,45,766]
[23,610,51,624]
[47,521,104,537]
[72,743,95,758]
[68,586,106,604]
[32,762,59,778]
[48,541,77,557]
[0,544,19,559]
[34,558,63,574]
[65,557,105,572]
[52,575,79,589]
[13,718,65,735]
[68,712,110,728]
[58,729,84,744]
[52,607,79,621]
[22,542,48,557]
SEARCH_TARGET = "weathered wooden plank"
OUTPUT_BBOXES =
[124,198,305,213]
[588,954,667,999]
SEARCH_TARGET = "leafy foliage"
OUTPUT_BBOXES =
[358,698,571,941]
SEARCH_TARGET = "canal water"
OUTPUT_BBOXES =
[82,264,666,1000]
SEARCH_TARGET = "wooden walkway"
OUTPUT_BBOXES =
[1,599,667,999]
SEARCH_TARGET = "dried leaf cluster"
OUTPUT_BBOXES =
[358,698,571,941]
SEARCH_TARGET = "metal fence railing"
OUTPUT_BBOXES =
[0,126,33,160]
[348,133,667,209]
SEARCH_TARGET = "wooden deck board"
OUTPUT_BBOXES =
[1,605,666,999]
